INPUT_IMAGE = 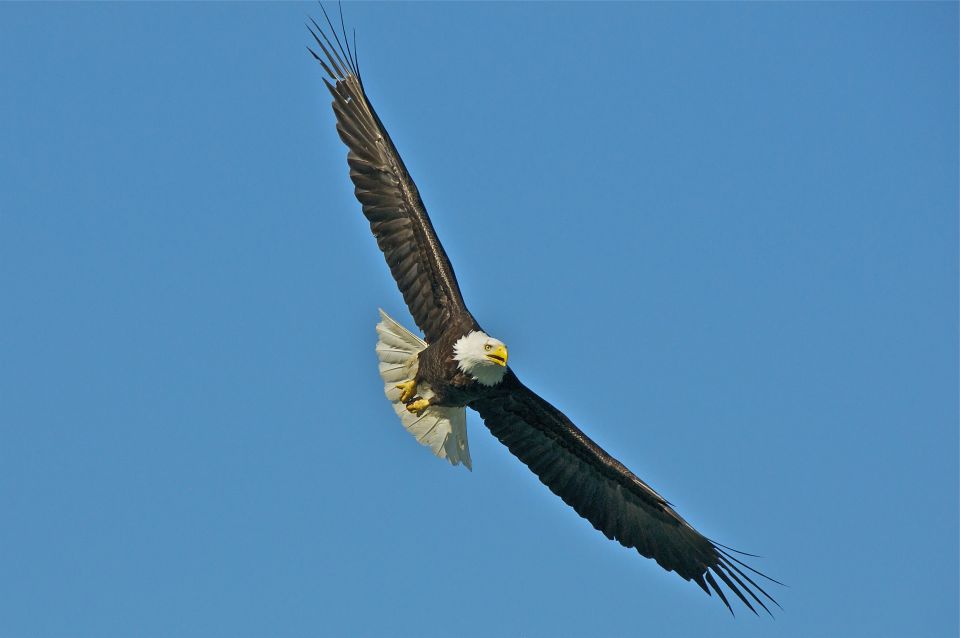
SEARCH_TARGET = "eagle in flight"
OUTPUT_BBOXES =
[309,8,779,616]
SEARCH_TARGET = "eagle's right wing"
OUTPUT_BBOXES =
[470,371,780,616]
[309,13,471,343]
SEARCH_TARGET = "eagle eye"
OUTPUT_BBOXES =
[484,344,492,351]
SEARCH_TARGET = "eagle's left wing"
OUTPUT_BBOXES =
[470,371,779,615]
[308,12,472,344]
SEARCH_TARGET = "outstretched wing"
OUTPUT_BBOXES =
[309,13,471,343]
[470,371,780,616]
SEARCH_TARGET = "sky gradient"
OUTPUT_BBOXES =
[1,2,957,637]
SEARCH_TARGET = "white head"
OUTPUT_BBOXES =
[453,330,509,387]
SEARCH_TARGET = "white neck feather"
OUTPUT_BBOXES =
[453,331,508,387]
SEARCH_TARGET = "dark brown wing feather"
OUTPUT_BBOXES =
[308,15,470,343]
[471,371,781,616]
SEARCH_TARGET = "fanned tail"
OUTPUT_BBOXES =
[375,309,472,470]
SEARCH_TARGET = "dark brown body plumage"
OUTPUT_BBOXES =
[310,10,779,616]
[414,324,490,408]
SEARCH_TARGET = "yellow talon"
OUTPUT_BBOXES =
[405,398,431,414]
[396,379,418,403]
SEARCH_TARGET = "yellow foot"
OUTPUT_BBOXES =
[405,398,431,414]
[396,379,418,403]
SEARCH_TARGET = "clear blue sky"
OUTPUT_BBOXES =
[1,2,957,637]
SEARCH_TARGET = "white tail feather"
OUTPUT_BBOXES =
[375,309,472,470]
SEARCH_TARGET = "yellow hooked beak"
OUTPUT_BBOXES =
[485,344,508,367]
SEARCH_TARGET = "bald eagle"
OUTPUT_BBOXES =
[309,10,779,616]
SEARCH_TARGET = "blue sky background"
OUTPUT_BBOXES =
[1,2,957,636]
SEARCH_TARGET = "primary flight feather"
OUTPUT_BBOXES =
[309,9,780,615]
